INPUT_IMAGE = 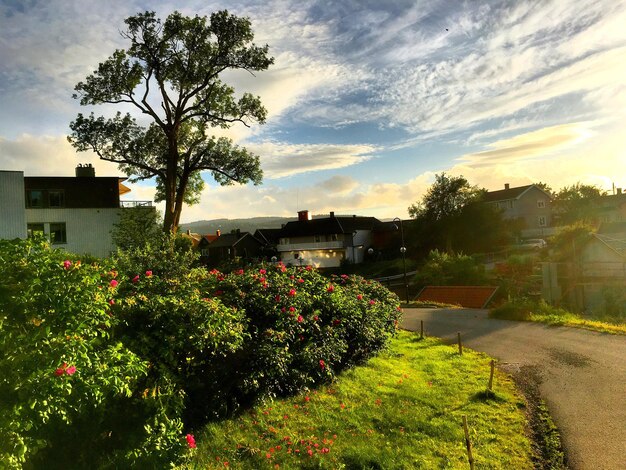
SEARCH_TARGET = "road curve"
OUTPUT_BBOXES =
[400,308,626,470]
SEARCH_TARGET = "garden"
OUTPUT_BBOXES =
[0,237,402,468]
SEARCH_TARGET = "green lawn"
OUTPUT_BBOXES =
[192,331,532,469]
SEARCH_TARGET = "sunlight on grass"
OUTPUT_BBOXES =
[193,331,532,469]
[530,313,626,335]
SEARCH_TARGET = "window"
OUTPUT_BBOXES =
[314,235,322,243]
[26,190,43,208]
[27,223,45,238]
[279,238,289,245]
[49,223,67,244]
[49,190,65,208]
[201,248,209,256]
[508,200,514,209]
[538,216,547,227]
[537,200,545,208]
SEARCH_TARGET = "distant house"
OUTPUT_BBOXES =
[484,183,553,238]
[588,192,626,225]
[543,223,626,312]
[276,210,385,268]
[204,231,264,266]
[0,165,151,258]
[197,231,221,264]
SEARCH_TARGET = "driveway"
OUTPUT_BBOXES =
[401,308,626,470]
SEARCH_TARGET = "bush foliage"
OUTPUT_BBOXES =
[0,238,401,467]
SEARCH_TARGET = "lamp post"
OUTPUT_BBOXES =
[393,217,409,304]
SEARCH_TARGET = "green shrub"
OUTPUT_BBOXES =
[414,250,488,286]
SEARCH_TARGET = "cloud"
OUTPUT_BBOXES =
[0,133,121,176]
[319,175,359,194]
[250,141,376,178]
[458,123,594,165]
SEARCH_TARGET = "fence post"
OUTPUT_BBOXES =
[457,332,463,356]
[462,415,475,470]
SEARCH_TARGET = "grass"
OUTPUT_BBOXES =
[490,300,626,335]
[192,331,533,469]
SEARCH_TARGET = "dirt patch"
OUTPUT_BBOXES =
[501,363,567,469]
[546,348,593,368]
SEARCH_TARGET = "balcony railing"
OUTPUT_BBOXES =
[277,240,345,252]
[120,200,153,208]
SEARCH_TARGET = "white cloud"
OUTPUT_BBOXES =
[251,141,376,178]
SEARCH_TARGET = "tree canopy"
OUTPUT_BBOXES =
[552,183,608,225]
[408,173,511,254]
[68,10,273,232]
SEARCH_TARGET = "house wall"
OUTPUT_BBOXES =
[516,187,552,231]
[26,208,121,258]
[345,230,371,264]
[282,249,344,268]
[0,171,27,239]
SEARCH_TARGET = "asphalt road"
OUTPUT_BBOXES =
[400,308,626,470]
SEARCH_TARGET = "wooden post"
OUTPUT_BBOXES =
[457,332,463,356]
[420,320,424,339]
[488,360,495,391]
[462,415,475,470]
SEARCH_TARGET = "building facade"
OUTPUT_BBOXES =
[1,165,145,258]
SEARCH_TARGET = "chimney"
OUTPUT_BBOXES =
[504,183,510,190]
[329,211,335,218]
[76,163,95,177]
[298,210,311,221]
[216,229,221,237]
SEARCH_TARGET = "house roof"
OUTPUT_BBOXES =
[254,228,282,244]
[279,215,381,237]
[483,184,550,202]
[591,233,626,258]
[208,231,262,248]
[416,286,499,308]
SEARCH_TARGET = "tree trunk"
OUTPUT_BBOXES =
[163,139,179,233]
[172,172,189,231]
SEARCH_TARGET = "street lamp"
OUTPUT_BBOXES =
[393,217,409,304]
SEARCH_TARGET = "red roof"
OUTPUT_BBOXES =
[416,286,499,308]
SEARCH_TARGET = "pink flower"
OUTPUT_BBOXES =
[327,285,334,293]
[289,306,296,312]
[341,274,349,279]
[357,294,363,300]
[145,270,152,277]
[186,433,197,449]
[288,289,296,297]
[109,279,118,288]
[305,265,312,271]
[307,449,313,456]
[297,315,304,323]
[132,275,140,283]
[63,260,72,270]
[109,299,115,305]
[237,269,244,275]
[369,299,376,305]
[65,365,76,376]
[259,268,267,274]
[321,447,330,454]
[319,359,325,370]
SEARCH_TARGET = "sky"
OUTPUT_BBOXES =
[1,0,625,223]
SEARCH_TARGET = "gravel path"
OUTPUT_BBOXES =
[401,308,626,470]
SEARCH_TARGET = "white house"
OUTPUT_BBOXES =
[0,165,150,258]
[276,210,384,268]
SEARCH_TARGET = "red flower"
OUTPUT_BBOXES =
[145,270,152,277]
[259,277,266,283]
[304,396,310,402]
[297,315,304,323]
[327,284,334,293]
[65,365,77,376]
[357,294,363,300]
[319,359,325,370]
[236,269,244,275]
[259,268,267,274]
[215,290,224,296]
[109,279,118,288]
[305,265,312,271]
[288,289,296,297]
[321,447,330,454]
[289,306,296,312]
[313,315,319,321]
[307,449,313,456]
[266,453,272,459]
[109,299,115,305]
[54,364,66,376]
[132,275,140,283]
[63,260,72,270]
[332,319,341,326]
[369,299,376,305]
[275,295,281,302]
[186,434,197,449]
[297,278,304,284]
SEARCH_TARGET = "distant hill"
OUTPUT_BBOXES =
[179,216,296,235]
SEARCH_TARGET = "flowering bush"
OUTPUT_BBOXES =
[200,263,402,406]
[0,239,400,467]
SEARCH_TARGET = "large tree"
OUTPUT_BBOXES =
[69,10,273,232]
[408,173,510,254]
[552,183,608,225]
